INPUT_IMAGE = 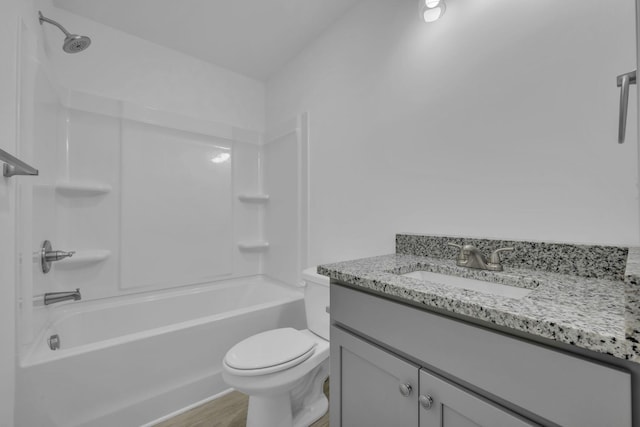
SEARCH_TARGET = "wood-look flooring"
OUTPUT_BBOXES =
[154,380,330,427]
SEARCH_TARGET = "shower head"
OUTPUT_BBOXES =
[38,11,91,54]
[62,34,91,53]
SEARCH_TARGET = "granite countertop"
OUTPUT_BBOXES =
[318,235,640,364]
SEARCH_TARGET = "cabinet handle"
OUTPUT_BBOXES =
[419,394,434,410]
[398,383,413,397]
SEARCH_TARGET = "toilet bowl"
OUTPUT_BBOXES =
[222,268,330,427]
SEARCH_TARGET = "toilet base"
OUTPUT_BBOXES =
[245,361,329,427]
[247,394,293,427]
[292,393,328,427]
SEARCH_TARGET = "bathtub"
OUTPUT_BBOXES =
[16,275,306,427]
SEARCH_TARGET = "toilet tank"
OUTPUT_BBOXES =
[302,267,330,340]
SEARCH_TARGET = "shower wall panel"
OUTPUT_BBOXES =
[120,121,233,289]
[18,86,265,352]
[51,108,120,300]
[263,114,309,286]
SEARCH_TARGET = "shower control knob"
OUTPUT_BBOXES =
[41,240,75,273]
[45,250,75,262]
[419,394,434,410]
[399,383,413,397]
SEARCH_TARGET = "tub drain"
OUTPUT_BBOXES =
[48,334,60,350]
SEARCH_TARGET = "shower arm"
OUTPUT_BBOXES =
[38,11,72,37]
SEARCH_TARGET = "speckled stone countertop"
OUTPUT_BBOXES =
[319,235,640,364]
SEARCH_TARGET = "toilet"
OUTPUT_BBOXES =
[222,268,330,427]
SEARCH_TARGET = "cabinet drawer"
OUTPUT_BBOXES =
[331,284,632,427]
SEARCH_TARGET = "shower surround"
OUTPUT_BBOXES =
[14,12,309,426]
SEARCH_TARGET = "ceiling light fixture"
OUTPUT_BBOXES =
[420,0,446,23]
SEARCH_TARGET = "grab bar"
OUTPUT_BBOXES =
[616,69,637,144]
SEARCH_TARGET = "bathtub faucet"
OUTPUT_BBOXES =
[44,288,81,306]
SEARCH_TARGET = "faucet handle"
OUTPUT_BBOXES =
[41,240,75,274]
[487,247,514,271]
[490,247,514,262]
[447,243,467,263]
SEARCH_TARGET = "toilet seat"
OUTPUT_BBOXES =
[224,328,317,376]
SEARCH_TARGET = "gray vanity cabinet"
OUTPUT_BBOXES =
[331,325,537,427]
[330,284,633,427]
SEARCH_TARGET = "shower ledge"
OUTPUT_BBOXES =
[238,193,270,203]
[55,181,112,196]
[237,241,270,251]
[55,250,111,268]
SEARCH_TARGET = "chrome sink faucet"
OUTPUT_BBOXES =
[448,243,514,272]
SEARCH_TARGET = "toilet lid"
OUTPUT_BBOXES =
[224,328,316,371]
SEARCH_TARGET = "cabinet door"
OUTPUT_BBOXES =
[331,326,419,427]
[419,369,539,427]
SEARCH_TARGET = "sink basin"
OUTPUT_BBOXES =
[402,270,534,299]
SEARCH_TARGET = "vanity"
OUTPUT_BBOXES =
[320,234,640,427]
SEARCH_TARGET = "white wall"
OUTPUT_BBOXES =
[0,0,19,423]
[267,0,639,266]
[41,6,265,132]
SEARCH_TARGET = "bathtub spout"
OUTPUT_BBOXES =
[44,288,81,305]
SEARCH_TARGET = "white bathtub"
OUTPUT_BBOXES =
[16,276,306,427]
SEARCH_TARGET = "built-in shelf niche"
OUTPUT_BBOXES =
[55,250,111,269]
[237,241,270,251]
[238,194,270,203]
[55,181,112,196]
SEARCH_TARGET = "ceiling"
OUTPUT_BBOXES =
[52,0,360,81]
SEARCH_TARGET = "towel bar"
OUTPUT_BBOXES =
[0,148,38,177]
